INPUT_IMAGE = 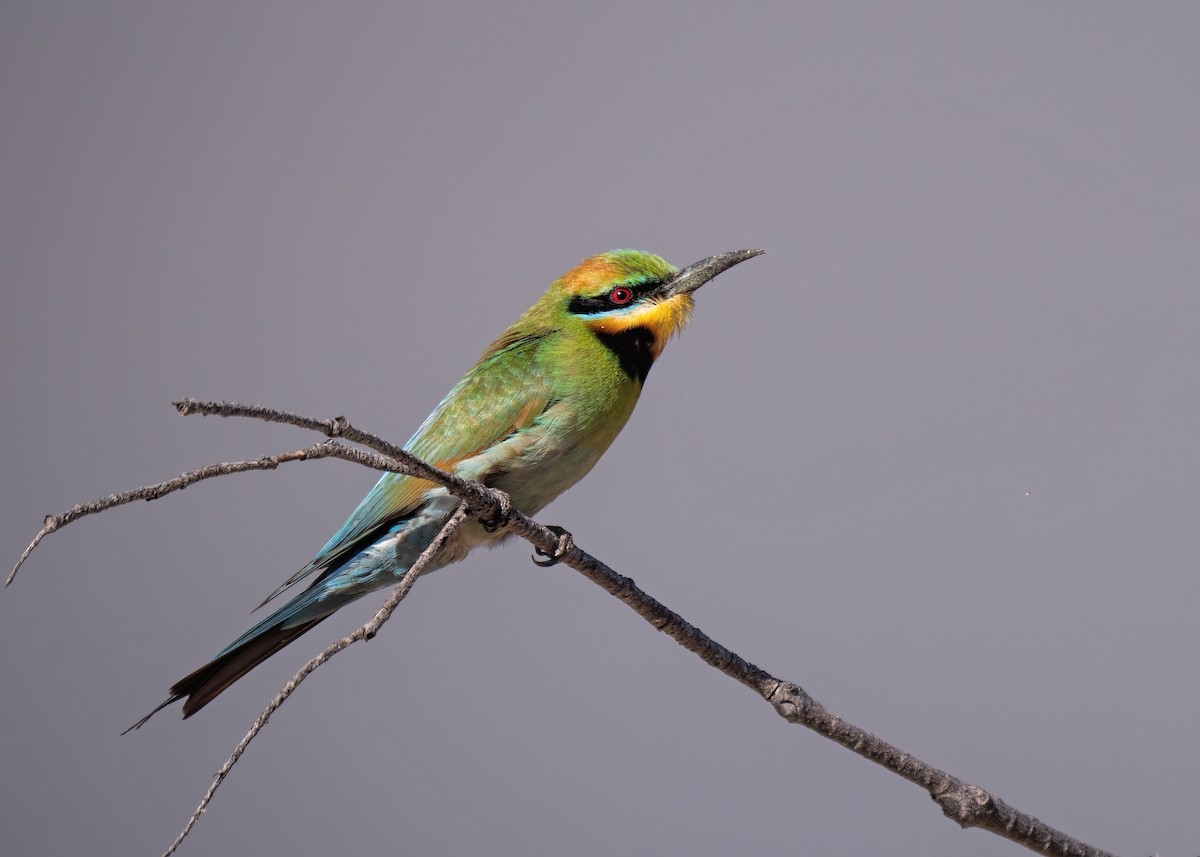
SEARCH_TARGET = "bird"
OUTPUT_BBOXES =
[130,248,763,728]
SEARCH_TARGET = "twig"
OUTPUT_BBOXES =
[171,398,500,511]
[7,447,333,586]
[161,502,469,857]
[527,549,1113,855]
[10,400,1121,857]
[7,434,498,587]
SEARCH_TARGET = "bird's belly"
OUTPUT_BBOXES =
[493,442,609,516]
[466,398,634,520]
[433,395,637,560]
[330,431,622,601]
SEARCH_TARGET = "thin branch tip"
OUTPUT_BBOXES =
[7,523,53,586]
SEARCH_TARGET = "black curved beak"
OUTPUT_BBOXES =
[661,249,764,297]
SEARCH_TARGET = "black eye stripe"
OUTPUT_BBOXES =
[567,280,662,315]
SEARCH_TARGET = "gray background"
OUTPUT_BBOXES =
[2,3,1197,856]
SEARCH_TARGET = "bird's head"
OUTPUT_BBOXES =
[549,248,763,364]
[490,249,761,385]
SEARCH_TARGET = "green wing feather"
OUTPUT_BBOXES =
[256,334,553,608]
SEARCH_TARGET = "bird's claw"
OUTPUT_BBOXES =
[479,490,512,533]
[532,525,574,567]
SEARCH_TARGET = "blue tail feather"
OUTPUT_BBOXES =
[125,578,364,731]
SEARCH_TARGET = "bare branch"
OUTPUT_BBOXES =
[8,445,332,586]
[161,502,470,857]
[172,398,491,504]
[550,564,1112,854]
[6,431,499,587]
[10,399,1121,857]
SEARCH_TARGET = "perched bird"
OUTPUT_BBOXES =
[132,248,762,727]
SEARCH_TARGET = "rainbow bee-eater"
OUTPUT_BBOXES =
[134,248,762,726]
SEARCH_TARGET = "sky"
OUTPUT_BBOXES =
[2,3,1198,856]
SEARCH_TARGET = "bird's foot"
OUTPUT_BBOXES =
[532,525,574,567]
[479,489,512,533]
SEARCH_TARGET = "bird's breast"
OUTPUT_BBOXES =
[459,388,639,520]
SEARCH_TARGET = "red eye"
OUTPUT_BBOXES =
[610,287,633,305]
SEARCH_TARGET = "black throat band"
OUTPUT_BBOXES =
[594,326,656,384]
